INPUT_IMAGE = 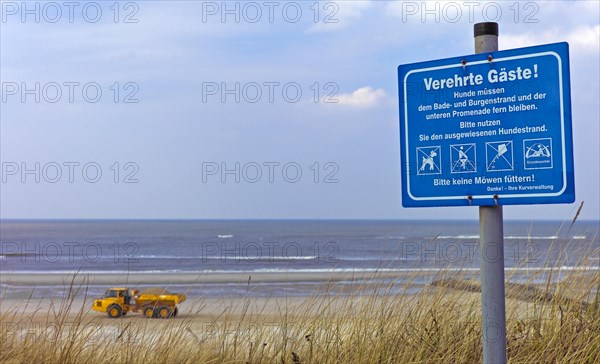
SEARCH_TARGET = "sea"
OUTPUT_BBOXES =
[1,220,598,299]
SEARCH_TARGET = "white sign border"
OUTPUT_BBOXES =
[403,51,567,202]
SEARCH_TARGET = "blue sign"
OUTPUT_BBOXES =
[398,42,574,207]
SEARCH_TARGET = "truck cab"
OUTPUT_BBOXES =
[105,288,135,304]
[92,288,135,317]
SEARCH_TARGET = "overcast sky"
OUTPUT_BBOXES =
[1,1,599,220]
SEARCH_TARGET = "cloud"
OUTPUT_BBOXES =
[502,25,599,52]
[307,0,374,33]
[334,86,388,108]
[567,25,600,49]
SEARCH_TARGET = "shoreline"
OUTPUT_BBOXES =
[2,266,598,285]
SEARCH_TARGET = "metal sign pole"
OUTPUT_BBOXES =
[474,22,507,364]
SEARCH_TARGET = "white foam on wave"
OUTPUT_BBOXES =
[435,235,590,240]
[436,235,479,239]
[124,255,319,260]
[505,235,560,240]
[240,256,318,261]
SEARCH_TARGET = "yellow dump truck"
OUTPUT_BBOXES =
[92,287,186,318]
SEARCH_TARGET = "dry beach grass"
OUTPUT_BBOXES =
[1,265,598,363]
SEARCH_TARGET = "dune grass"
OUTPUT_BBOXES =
[1,234,599,363]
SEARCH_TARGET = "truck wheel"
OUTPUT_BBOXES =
[143,306,155,318]
[157,306,172,319]
[173,307,178,317]
[107,305,123,318]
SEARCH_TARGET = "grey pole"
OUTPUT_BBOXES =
[474,22,507,364]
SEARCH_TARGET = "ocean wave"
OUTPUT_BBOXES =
[241,256,318,261]
[147,255,323,261]
[505,235,559,240]
[435,235,589,240]
[100,255,322,260]
[218,235,234,238]
[0,255,417,262]
[0,270,187,274]
[505,235,590,240]
[436,235,480,239]
[117,255,423,263]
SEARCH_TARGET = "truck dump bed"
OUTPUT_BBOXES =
[135,288,186,307]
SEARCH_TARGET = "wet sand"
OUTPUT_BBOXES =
[0,270,440,286]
